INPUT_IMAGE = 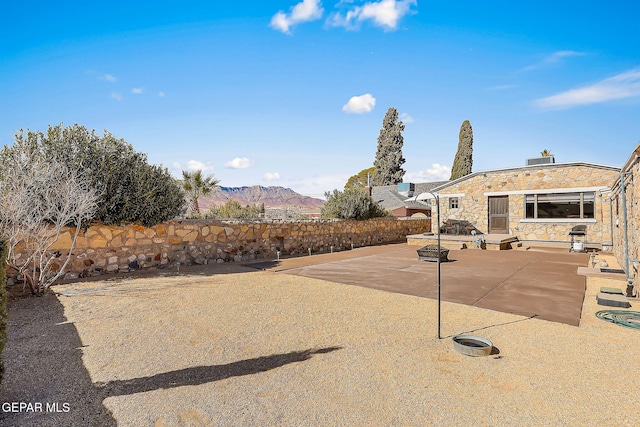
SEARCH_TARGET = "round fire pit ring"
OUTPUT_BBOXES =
[452,335,493,357]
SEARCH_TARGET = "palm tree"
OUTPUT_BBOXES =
[181,170,220,215]
[540,149,553,157]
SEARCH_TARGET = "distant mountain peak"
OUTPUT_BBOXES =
[199,185,324,211]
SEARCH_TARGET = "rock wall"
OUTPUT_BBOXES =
[26,217,428,280]
[611,153,640,284]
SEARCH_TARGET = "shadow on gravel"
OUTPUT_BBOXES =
[0,292,117,427]
[97,346,343,397]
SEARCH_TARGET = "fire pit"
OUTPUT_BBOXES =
[417,245,449,262]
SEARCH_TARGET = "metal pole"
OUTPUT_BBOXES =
[412,191,443,339]
[621,173,631,282]
[436,194,441,339]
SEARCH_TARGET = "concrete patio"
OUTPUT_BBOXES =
[249,243,591,326]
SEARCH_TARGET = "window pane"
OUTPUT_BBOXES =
[540,202,580,218]
[583,201,594,218]
[526,202,535,218]
[537,193,580,203]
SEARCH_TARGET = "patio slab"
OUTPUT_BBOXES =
[250,244,589,326]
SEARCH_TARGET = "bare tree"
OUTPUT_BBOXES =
[0,141,98,294]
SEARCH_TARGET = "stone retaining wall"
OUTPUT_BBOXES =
[25,217,428,280]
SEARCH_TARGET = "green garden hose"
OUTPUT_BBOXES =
[595,310,640,330]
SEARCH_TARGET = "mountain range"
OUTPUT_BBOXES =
[199,186,325,211]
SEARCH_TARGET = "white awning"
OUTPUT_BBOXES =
[405,192,437,201]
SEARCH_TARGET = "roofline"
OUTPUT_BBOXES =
[431,161,620,192]
[611,141,640,192]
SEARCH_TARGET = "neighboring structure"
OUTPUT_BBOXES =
[414,162,619,247]
[610,142,640,293]
[371,182,447,217]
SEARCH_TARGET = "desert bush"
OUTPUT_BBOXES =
[0,240,8,383]
[208,200,265,219]
[14,123,185,227]
[0,139,98,294]
[321,187,388,220]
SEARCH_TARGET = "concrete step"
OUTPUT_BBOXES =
[596,292,631,308]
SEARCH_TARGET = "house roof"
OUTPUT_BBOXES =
[371,181,447,210]
[430,162,620,193]
[611,141,640,192]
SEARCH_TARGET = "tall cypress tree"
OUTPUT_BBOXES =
[449,120,473,180]
[372,107,406,186]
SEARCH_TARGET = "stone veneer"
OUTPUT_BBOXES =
[432,163,619,245]
[611,146,640,286]
[11,217,428,280]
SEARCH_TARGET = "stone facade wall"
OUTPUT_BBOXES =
[611,154,640,284]
[20,217,428,280]
[433,163,619,244]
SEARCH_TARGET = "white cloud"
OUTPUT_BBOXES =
[158,91,165,97]
[405,164,451,182]
[225,157,255,169]
[131,87,144,94]
[400,112,413,123]
[102,73,117,82]
[264,172,281,181]
[521,50,585,72]
[284,174,349,198]
[270,0,324,34]
[111,93,122,101]
[187,160,214,171]
[172,162,181,169]
[342,93,376,113]
[328,0,416,31]
[534,68,640,110]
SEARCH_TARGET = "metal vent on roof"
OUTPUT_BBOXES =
[526,156,555,166]
[397,182,415,197]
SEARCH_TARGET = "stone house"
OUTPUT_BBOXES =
[415,162,620,247]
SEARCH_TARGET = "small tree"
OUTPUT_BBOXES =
[18,124,185,227]
[371,108,406,186]
[321,188,388,220]
[0,139,98,294]
[345,167,377,190]
[540,149,553,157]
[181,170,220,216]
[449,120,473,180]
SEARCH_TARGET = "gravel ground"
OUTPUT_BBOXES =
[1,255,639,426]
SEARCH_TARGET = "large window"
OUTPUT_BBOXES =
[525,192,594,219]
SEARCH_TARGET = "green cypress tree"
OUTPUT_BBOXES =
[371,108,406,186]
[449,120,473,180]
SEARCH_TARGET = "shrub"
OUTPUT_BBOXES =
[13,124,185,227]
[321,187,388,220]
[0,139,98,294]
[208,200,265,219]
[0,240,7,383]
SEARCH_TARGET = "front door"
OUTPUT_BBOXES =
[488,196,509,234]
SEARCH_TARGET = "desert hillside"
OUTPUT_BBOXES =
[199,186,325,211]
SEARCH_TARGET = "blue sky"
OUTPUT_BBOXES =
[1,1,639,198]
